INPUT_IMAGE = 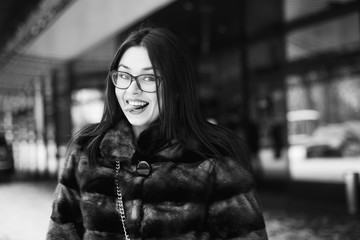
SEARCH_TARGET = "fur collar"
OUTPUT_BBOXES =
[99,120,135,161]
[99,121,205,164]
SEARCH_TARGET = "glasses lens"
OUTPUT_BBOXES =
[112,72,131,89]
[138,75,157,92]
[111,71,159,92]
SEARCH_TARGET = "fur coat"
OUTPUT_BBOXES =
[46,121,267,240]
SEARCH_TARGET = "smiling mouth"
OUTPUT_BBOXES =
[125,100,149,112]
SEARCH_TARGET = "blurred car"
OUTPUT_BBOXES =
[0,134,14,180]
[306,121,360,158]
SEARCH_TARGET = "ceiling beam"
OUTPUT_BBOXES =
[285,1,359,32]
[24,0,175,60]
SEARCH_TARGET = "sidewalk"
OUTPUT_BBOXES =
[260,189,360,240]
[0,179,57,240]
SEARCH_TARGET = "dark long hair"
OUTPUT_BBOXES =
[71,26,250,168]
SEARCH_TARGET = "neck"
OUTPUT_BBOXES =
[132,125,147,140]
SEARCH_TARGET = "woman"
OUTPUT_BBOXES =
[47,27,268,240]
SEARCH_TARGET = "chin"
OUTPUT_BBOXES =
[125,116,144,126]
[129,120,148,127]
[125,113,152,127]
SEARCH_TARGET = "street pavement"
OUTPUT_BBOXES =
[0,179,57,240]
[1,179,360,240]
[260,189,360,240]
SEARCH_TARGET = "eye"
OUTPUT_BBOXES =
[142,75,156,82]
[119,72,130,80]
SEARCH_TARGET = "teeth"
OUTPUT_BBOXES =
[128,100,147,106]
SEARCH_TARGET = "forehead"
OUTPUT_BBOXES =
[118,46,152,70]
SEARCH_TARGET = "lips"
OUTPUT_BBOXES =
[124,99,149,112]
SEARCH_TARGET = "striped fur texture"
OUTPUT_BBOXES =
[47,122,267,239]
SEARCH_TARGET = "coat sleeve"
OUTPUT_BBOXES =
[208,157,268,240]
[46,149,84,240]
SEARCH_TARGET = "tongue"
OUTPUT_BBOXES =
[124,103,148,111]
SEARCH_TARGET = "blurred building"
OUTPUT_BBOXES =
[0,0,359,200]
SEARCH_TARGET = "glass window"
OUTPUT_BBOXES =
[286,13,359,60]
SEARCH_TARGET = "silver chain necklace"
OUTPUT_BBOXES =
[115,160,131,240]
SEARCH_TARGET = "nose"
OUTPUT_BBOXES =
[127,79,141,94]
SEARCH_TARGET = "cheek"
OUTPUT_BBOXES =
[151,95,161,115]
[115,89,125,106]
[150,96,160,114]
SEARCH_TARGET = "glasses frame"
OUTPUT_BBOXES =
[110,70,161,93]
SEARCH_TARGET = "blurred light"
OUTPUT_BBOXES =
[71,89,104,134]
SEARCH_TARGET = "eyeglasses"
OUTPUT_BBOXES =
[110,70,161,93]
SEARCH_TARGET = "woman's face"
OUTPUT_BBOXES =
[115,46,161,131]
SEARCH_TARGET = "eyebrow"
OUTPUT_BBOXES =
[118,64,154,71]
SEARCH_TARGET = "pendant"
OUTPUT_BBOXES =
[136,161,151,177]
